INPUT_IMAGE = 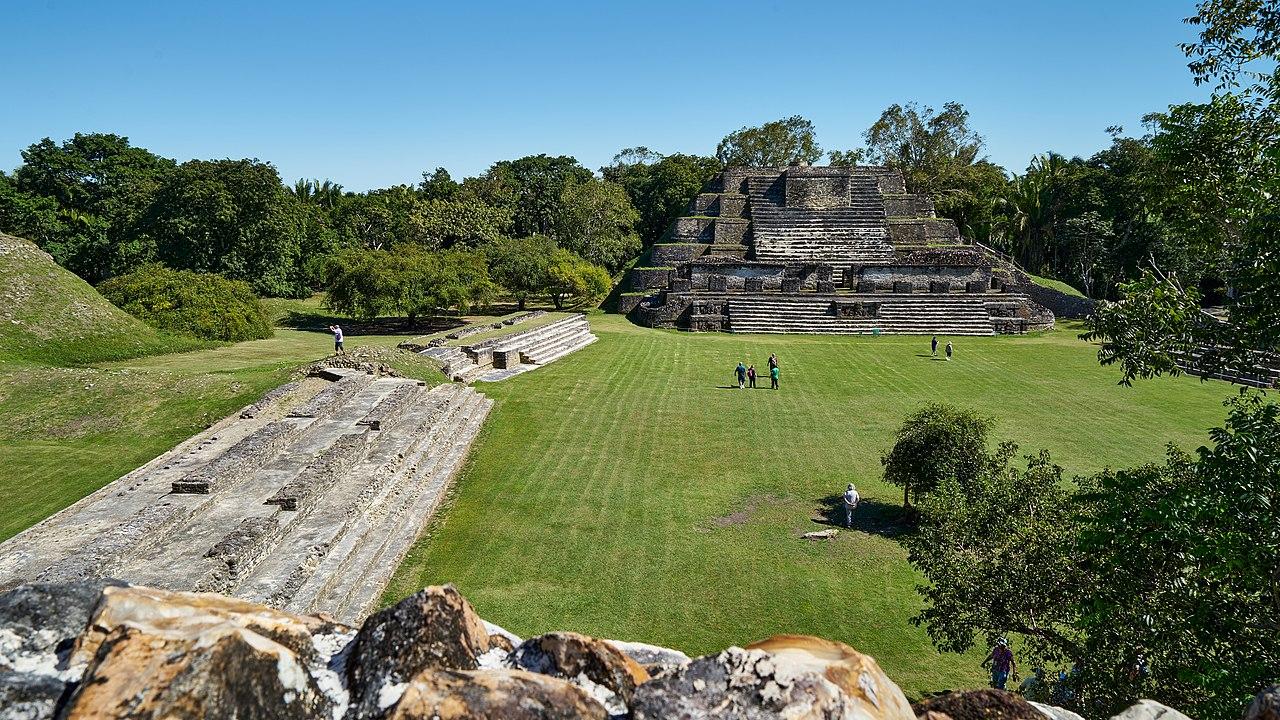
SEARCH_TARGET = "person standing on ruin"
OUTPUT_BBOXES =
[735,362,747,389]
[747,364,757,389]
[842,482,860,527]
[945,341,953,361]
[330,324,345,354]
[931,336,938,357]
[982,638,1016,690]
[770,363,779,390]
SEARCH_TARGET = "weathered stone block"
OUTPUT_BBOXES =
[893,281,914,293]
[668,278,692,292]
[712,219,747,245]
[815,264,834,282]
[785,173,850,209]
[816,280,835,294]
[856,280,879,293]
[966,280,988,293]
[834,301,880,319]
[781,277,801,293]
[650,243,706,266]
[929,280,952,294]
[718,194,747,218]
[707,274,728,292]
[630,268,672,291]
[617,294,644,314]
[743,277,765,293]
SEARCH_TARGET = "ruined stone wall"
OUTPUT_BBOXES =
[688,262,787,291]
[630,268,672,291]
[860,264,992,290]
[649,243,707,266]
[883,194,936,218]
[887,218,962,245]
[785,174,851,209]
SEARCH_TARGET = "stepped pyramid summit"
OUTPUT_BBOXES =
[623,165,1054,335]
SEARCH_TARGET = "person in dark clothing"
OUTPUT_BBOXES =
[735,362,747,389]
[768,353,778,371]
[946,341,953,361]
[747,364,757,388]
[931,336,938,356]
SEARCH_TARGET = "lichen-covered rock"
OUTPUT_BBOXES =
[1030,701,1086,720]
[1109,700,1192,720]
[0,669,68,720]
[606,639,691,670]
[347,585,491,719]
[0,581,122,720]
[913,689,1044,720]
[63,623,331,719]
[632,634,914,720]
[385,668,606,720]
[1247,687,1280,720]
[72,585,340,666]
[512,631,649,714]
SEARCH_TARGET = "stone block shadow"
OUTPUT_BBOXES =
[812,495,914,539]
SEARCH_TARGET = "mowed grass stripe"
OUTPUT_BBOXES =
[385,314,1231,698]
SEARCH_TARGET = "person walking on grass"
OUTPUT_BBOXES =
[747,364,757,389]
[770,363,780,390]
[842,483,860,527]
[768,352,779,372]
[735,362,747,389]
[982,638,1017,690]
[945,340,953,361]
[329,324,345,354]
[931,335,938,357]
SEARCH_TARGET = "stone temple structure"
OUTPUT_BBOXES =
[621,166,1054,335]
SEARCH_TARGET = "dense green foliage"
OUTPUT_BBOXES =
[905,392,1280,719]
[716,116,823,167]
[602,148,720,246]
[881,403,993,508]
[99,265,272,342]
[323,247,496,321]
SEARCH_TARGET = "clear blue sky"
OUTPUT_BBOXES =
[1,0,1210,191]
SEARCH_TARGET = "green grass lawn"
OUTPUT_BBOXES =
[0,324,424,542]
[384,314,1232,698]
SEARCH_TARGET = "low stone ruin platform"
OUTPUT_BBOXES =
[416,313,598,383]
[0,370,492,623]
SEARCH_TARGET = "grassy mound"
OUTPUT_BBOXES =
[1028,273,1086,299]
[0,233,207,365]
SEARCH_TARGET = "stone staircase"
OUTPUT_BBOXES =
[0,372,492,624]
[419,314,597,383]
[719,293,1041,335]
[747,175,896,267]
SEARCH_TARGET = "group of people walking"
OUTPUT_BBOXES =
[734,353,780,390]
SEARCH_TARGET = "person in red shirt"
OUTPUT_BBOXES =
[983,638,1016,689]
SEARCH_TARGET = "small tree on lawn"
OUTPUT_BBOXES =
[881,402,993,509]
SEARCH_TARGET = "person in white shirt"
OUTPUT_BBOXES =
[842,483,860,527]
[329,324,345,354]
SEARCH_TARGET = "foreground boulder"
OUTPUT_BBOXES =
[61,585,349,720]
[1248,687,1280,720]
[0,581,116,720]
[386,668,607,720]
[913,689,1045,720]
[512,631,650,714]
[632,634,914,720]
[1110,700,1192,720]
[346,585,491,719]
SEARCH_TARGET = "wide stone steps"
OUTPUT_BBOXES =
[717,294,1022,335]
[277,385,491,622]
[0,373,496,625]
[232,384,467,608]
[420,314,597,383]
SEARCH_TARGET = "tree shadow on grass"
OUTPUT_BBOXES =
[812,495,916,539]
[276,310,465,336]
